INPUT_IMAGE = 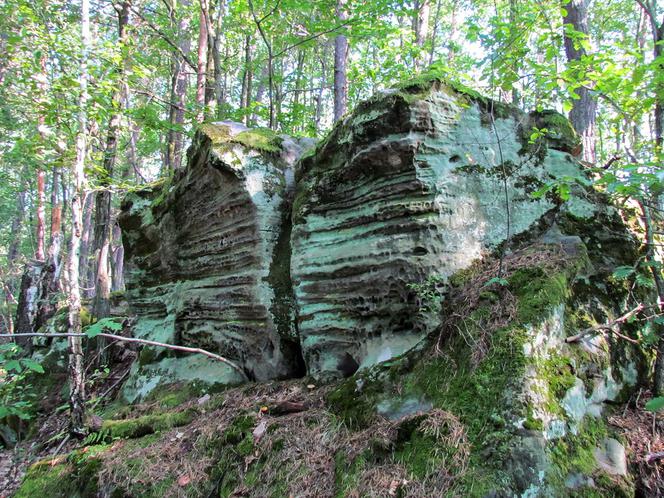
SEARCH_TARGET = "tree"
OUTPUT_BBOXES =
[333,0,348,121]
[562,0,597,163]
[67,0,91,436]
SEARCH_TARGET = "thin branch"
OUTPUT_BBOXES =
[272,19,357,59]
[565,304,646,344]
[130,6,197,70]
[5,332,248,379]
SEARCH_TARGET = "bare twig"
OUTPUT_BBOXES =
[646,450,664,464]
[4,332,247,379]
[565,304,646,344]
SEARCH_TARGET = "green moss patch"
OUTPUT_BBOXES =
[101,408,196,439]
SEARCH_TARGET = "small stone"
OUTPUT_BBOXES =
[594,438,627,476]
[197,393,211,405]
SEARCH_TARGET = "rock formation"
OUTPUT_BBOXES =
[121,79,615,391]
[17,78,648,497]
[119,122,312,400]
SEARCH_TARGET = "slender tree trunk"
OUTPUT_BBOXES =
[79,193,94,297]
[413,0,430,70]
[248,0,274,128]
[111,222,124,292]
[509,0,520,105]
[35,170,46,261]
[35,53,49,262]
[428,0,443,64]
[333,0,348,122]
[68,0,90,437]
[195,0,208,122]
[166,0,191,171]
[240,34,251,111]
[7,176,27,270]
[92,0,130,320]
[213,0,227,117]
[562,0,597,163]
[315,44,328,133]
[50,166,62,245]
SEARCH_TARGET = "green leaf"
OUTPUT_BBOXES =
[85,318,123,338]
[5,359,22,373]
[612,266,635,280]
[484,277,508,287]
[22,358,44,374]
[645,397,664,412]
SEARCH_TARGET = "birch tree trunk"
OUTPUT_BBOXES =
[67,0,90,437]
[333,0,348,122]
[413,0,430,70]
[195,0,208,123]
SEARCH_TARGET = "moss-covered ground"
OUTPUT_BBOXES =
[14,236,640,498]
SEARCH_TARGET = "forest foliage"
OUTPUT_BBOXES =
[0,0,664,433]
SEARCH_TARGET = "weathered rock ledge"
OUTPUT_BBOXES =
[121,78,614,394]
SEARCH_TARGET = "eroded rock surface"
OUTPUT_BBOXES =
[120,79,629,392]
[292,80,594,376]
[119,123,312,400]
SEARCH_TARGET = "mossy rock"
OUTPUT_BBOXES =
[100,408,196,439]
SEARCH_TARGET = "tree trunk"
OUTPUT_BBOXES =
[333,0,348,122]
[111,222,124,292]
[240,34,251,111]
[79,193,94,298]
[248,0,274,128]
[92,0,130,321]
[315,44,328,133]
[7,177,27,271]
[428,0,443,64]
[213,0,227,118]
[50,166,62,245]
[166,0,191,171]
[35,170,46,261]
[35,53,48,262]
[413,0,430,70]
[68,0,91,437]
[195,0,208,122]
[562,0,597,163]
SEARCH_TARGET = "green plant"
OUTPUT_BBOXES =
[407,274,445,314]
[0,343,44,420]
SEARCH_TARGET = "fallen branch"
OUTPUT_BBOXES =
[3,332,247,380]
[646,450,664,464]
[565,304,644,345]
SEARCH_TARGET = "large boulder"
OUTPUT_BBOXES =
[119,79,637,396]
[118,123,312,401]
[292,79,597,377]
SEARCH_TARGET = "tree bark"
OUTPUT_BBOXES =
[35,53,48,262]
[248,0,275,128]
[166,0,191,171]
[67,0,91,437]
[92,0,130,321]
[562,0,597,163]
[35,170,46,261]
[333,0,348,122]
[79,192,94,298]
[413,0,430,70]
[7,176,27,271]
[213,0,227,118]
[195,0,208,122]
[50,166,62,245]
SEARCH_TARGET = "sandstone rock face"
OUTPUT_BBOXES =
[119,123,311,400]
[292,81,591,376]
[120,80,609,395]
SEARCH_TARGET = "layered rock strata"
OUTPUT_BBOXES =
[291,81,593,376]
[119,123,311,400]
[121,80,605,393]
